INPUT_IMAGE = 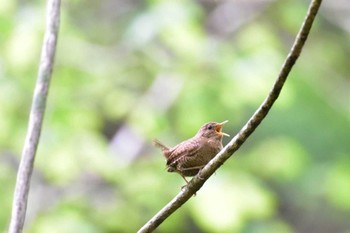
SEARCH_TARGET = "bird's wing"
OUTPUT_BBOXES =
[166,138,201,166]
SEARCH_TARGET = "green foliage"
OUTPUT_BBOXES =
[1,0,350,232]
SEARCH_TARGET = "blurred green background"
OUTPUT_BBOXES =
[1,0,349,232]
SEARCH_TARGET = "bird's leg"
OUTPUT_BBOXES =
[197,170,205,181]
[179,174,190,191]
[174,170,189,186]
[180,174,189,184]
[180,165,205,171]
[180,165,206,180]
[179,174,198,196]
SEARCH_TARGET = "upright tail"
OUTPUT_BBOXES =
[153,139,169,151]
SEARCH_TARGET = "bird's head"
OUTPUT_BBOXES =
[197,120,230,139]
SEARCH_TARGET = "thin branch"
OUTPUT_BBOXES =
[138,0,322,232]
[8,0,61,233]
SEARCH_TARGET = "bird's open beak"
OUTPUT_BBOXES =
[215,120,230,137]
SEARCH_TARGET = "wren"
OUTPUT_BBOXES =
[153,121,229,184]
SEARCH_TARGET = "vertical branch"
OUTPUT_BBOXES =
[8,0,61,233]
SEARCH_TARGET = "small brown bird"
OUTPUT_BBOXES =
[153,121,229,184]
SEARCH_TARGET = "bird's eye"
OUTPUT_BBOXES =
[207,125,213,130]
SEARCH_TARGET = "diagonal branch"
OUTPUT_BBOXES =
[8,0,61,233]
[138,0,323,232]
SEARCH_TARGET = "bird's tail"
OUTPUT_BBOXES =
[153,139,169,151]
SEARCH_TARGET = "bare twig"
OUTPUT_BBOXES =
[8,0,61,233]
[138,0,322,232]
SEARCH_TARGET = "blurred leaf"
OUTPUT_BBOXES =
[191,173,275,232]
[325,155,350,210]
[246,137,309,181]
